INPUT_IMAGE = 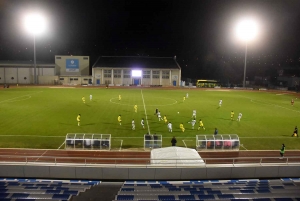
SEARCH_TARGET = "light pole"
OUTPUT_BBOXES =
[24,13,46,85]
[235,18,258,88]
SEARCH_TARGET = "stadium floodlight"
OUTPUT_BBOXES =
[235,18,259,88]
[24,13,47,84]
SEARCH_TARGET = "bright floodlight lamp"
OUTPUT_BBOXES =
[24,13,46,85]
[24,14,46,35]
[235,18,258,88]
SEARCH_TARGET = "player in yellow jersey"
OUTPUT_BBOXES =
[231,111,234,121]
[118,115,122,125]
[134,105,137,113]
[180,123,185,132]
[77,114,81,126]
[163,115,168,124]
[183,96,186,102]
[197,119,205,130]
[119,95,121,101]
[82,96,85,104]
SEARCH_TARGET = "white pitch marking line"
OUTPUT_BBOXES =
[240,144,248,150]
[0,91,43,104]
[141,89,151,134]
[35,149,49,162]
[57,142,65,150]
[182,140,193,148]
[114,139,123,151]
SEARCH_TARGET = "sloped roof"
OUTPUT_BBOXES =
[0,60,54,67]
[151,147,205,166]
[93,56,181,69]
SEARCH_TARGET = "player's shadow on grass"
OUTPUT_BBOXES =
[59,122,73,125]
[82,123,96,126]
[217,118,231,121]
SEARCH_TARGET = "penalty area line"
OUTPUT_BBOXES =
[182,140,193,148]
[57,142,65,150]
[114,139,123,151]
[35,149,49,162]
[240,144,248,150]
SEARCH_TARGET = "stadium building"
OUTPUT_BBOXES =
[92,56,181,86]
[0,55,181,86]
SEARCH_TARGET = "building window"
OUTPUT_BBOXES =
[114,69,121,78]
[162,70,170,79]
[152,70,160,79]
[143,70,150,78]
[74,78,78,81]
[60,77,64,80]
[11,77,14,80]
[24,77,27,80]
[56,57,61,59]
[104,70,112,78]
[83,57,89,60]
[123,69,131,78]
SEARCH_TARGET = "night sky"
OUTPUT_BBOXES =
[0,0,300,83]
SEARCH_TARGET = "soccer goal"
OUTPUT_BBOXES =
[65,133,111,150]
[144,134,162,150]
[196,134,240,151]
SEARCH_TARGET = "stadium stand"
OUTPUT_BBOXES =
[0,178,99,200]
[114,178,300,200]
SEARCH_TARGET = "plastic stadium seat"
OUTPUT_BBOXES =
[158,195,175,200]
[217,194,235,199]
[116,195,134,200]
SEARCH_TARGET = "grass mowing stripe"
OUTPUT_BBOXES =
[141,89,151,134]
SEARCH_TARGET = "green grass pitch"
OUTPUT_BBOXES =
[0,87,299,150]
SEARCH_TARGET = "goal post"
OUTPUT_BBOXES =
[65,133,111,150]
[196,134,240,151]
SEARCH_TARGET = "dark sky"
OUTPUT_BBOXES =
[0,0,300,82]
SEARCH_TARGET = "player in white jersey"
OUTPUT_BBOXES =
[219,99,222,107]
[192,110,196,118]
[157,111,163,121]
[237,113,242,121]
[90,94,92,101]
[132,119,135,130]
[167,122,172,132]
[186,93,189,98]
[141,118,145,129]
[191,118,196,129]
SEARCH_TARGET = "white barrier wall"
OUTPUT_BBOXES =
[0,165,299,180]
[0,67,55,84]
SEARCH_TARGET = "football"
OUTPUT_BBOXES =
[177,112,179,114]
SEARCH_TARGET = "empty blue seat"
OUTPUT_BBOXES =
[0,193,10,198]
[116,195,134,200]
[256,189,271,193]
[197,194,215,200]
[158,195,175,200]
[240,190,255,194]
[121,188,134,191]
[11,193,30,199]
[217,194,235,199]
[178,195,195,200]
[190,190,205,195]
[52,194,71,199]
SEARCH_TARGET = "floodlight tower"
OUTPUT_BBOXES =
[235,18,258,88]
[24,13,46,84]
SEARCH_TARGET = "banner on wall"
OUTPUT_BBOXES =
[66,59,79,72]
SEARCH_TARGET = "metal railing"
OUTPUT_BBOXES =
[0,155,300,167]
